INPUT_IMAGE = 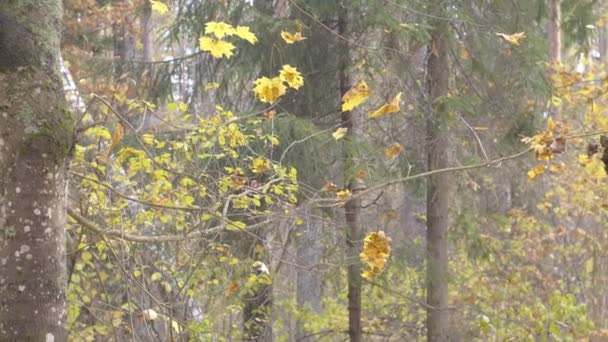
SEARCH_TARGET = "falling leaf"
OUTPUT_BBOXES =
[204,82,219,91]
[495,32,526,45]
[225,281,240,298]
[332,127,348,140]
[336,189,352,200]
[383,209,398,223]
[149,0,169,15]
[354,170,367,179]
[108,124,124,153]
[342,81,370,112]
[281,31,306,44]
[360,231,391,279]
[321,181,338,192]
[460,47,470,60]
[295,218,305,226]
[253,76,287,103]
[234,26,258,44]
[199,36,236,59]
[369,92,402,118]
[279,64,304,90]
[384,143,403,158]
[263,110,276,120]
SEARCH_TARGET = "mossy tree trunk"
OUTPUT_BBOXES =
[0,0,74,340]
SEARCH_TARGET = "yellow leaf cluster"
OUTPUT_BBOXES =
[384,143,403,158]
[360,231,391,279]
[253,65,304,103]
[281,31,306,44]
[199,22,257,59]
[525,117,569,161]
[332,127,348,140]
[253,77,287,103]
[369,92,402,118]
[251,157,272,174]
[205,22,258,43]
[495,32,526,45]
[279,65,304,90]
[336,189,351,200]
[342,81,370,112]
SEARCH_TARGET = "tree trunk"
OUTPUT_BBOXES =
[337,3,364,342]
[425,4,450,341]
[547,0,561,64]
[0,1,74,340]
[243,241,273,342]
[295,207,322,341]
[140,2,153,63]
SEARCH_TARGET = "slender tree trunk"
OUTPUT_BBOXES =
[140,2,153,63]
[295,207,322,341]
[547,0,561,64]
[243,240,273,342]
[0,1,74,340]
[337,4,364,342]
[425,4,450,341]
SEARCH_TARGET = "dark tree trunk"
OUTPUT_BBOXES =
[337,3,364,342]
[0,0,74,340]
[425,3,450,341]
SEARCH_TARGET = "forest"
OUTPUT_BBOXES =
[1,0,608,341]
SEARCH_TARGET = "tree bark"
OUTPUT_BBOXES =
[337,3,364,342]
[295,207,322,341]
[0,1,74,340]
[547,0,561,64]
[425,4,450,341]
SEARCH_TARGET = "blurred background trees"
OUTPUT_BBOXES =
[23,0,608,340]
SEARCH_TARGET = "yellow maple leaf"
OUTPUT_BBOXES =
[205,21,235,39]
[149,0,169,15]
[368,92,402,118]
[495,32,526,45]
[281,31,306,44]
[199,36,236,59]
[253,76,287,103]
[384,143,403,158]
[279,64,304,90]
[360,231,391,279]
[342,81,370,112]
[332,127,348,140]
[234,26,258,44]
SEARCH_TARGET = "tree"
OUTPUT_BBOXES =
[425,1,451,340]
[0,0,74,339]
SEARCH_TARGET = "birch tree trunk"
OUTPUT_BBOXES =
[0,1,74,340]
